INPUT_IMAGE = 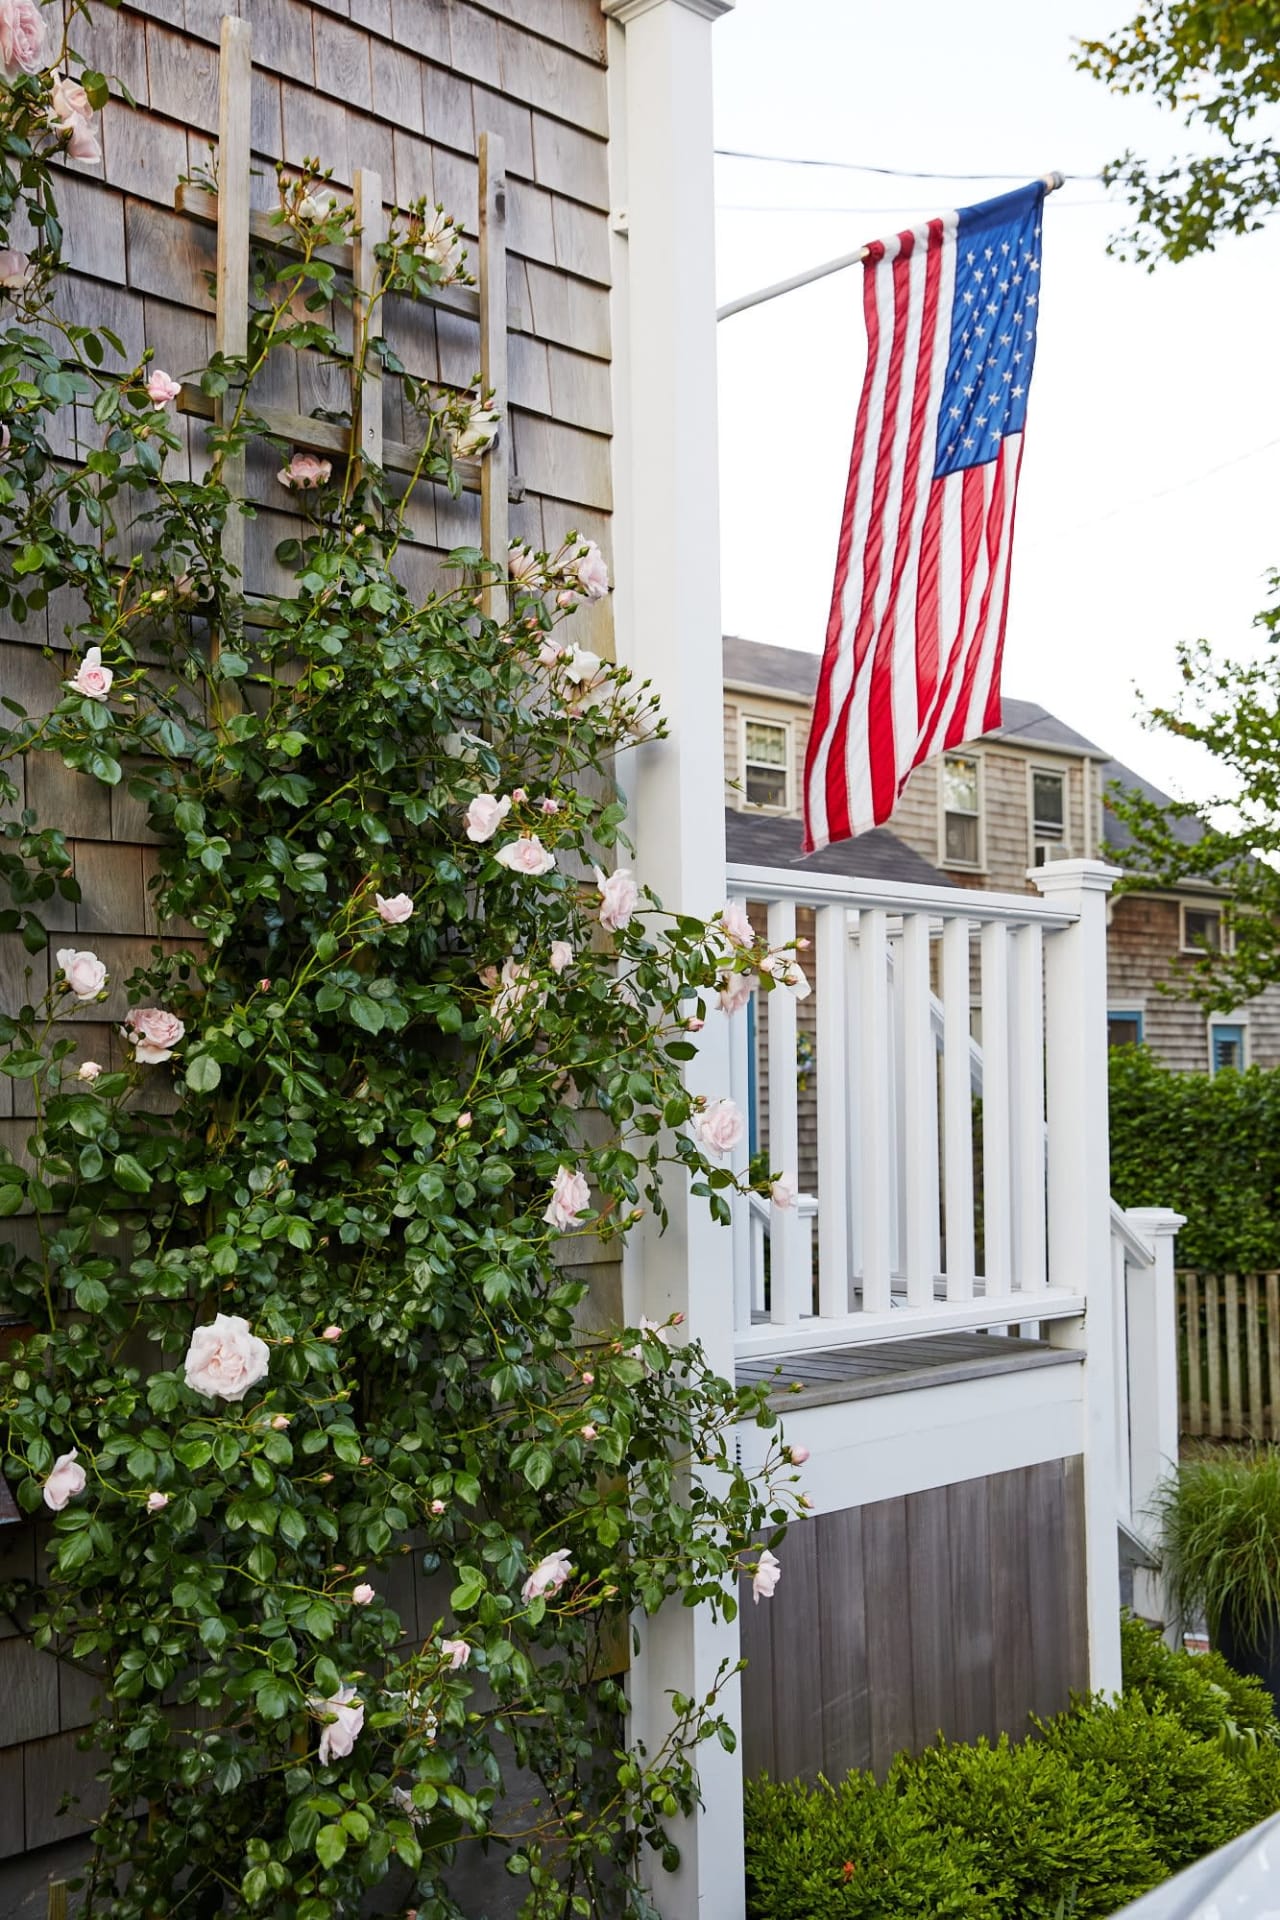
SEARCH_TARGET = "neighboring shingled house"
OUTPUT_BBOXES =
[724,634,1280,1073]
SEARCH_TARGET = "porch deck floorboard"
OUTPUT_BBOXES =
[737,1331,1082,1409]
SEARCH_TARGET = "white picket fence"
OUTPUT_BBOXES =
[727,859,1117,1357]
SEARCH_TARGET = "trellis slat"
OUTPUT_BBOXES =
[352,169,386,474]
[1269,1273,1280,1440]
[213,17,252,611]
[176,386,525,500]
[478,132,510,620]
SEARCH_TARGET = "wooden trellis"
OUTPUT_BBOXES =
[171,17,519,618]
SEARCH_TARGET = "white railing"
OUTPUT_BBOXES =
[727,859,1118,1357]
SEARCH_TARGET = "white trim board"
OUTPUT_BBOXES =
[738,1355,1085,1514]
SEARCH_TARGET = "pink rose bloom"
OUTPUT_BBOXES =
[564,539,609,602]
[314,1685,364,1764]
[76,1061,102,1083]
[183,1313,270,1403]
[0,0,45,78]
[581,1372,594,1387]
[56,947,106,1001]
[441,1637,470,1670]
[321,1324,342,1341]
[51,76,100,164]
[596,866,638,933]
[65,644,112,700]
[762,950,811,999]
[351,1583,374,1605]
[124,1006,185,1064]
[146,1490,169,1513]
[508,543,544,591]
[0,248,31,290]
[270,1414,291,1431]
[695,1097,746,1158]
[521,1547,573,1603]
[464,793,511,843]
[718,972,756,1017]
[540,797,559,815]
[430,1498,446,1515]
[685,1016,704,1032]
[771,1174,797,1210]
[494,835,556,878]
[456,1112,471,1129]
[277,452,331,490]
[42,1449,86,1512]
[752,1548,782,1605]
[145,370,181,407]
[543,1165,590,1232]
[491,958,542,1035]
[788,1444,810,1465]
[580,1424,597,1442]
[537,638,567,669]
[549,940,573,975]
[374,892,414,925]
[721,900,754,948]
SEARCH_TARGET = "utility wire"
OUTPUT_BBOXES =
[715,147,1101,183]
[718,198,1113,215]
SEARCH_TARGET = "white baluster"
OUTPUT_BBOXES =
[941,915,975,1301]
[902,910,940,1308]
[727,911,753,1339]
[980,921,1012,1298]
[815,903,851,1316]
[858,907,892,1313]
[1010,921,1047,1293]
[766,899,804,1326]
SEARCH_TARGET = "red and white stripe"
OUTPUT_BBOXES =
[803,216,1025,853]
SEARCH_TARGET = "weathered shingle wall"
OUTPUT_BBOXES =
[1,0,618,1873]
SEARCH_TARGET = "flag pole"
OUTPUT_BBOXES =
[716,171,1064,322]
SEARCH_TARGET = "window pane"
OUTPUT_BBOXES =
[943,755,978,815]
[1185,909,1222,952]
[1212,1026,1244,1073]
[745,765,788,808]
[945,813,980,865]
[744,721,787,768]
[1108,1013,1142,1048]
[1033,770,1065,835]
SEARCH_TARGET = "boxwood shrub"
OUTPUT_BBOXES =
[744,1619,1280,1919]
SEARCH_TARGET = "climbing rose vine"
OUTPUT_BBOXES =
[0,17,807,1919]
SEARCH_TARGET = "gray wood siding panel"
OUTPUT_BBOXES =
[2,0,620,1872]
[740,1458,1088,1784]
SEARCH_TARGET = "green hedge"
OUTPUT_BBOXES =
[1109,1045,1280,1269]
[743,1618,1280,1919]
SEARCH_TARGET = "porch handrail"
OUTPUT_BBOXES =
[726,861,1080,926]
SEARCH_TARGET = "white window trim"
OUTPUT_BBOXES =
[1028,761,1071,862]
[1180,900,1233,956]
[938,750,985,872]
[738,711,793,813]
[1208,1014,1249,1074]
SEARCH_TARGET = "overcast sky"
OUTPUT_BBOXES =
[713,0,1280,804]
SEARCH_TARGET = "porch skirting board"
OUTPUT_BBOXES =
[738,1458,1088,1784]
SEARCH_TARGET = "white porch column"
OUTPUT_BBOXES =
[603,3,744,1916]
[1124,1207,1185,1631]
[1032,859,1124,1695]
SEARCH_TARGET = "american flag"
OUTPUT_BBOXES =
[802,182,1046,852]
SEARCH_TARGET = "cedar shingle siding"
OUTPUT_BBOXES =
[1,0,617,1878]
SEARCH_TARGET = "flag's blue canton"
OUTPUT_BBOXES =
[933,182,1045,480]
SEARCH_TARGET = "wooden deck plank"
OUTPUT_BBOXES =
[737,1333,1082,1409]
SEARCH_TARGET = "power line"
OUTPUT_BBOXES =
[718,198,1113,215]
[715,146,1100,183]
